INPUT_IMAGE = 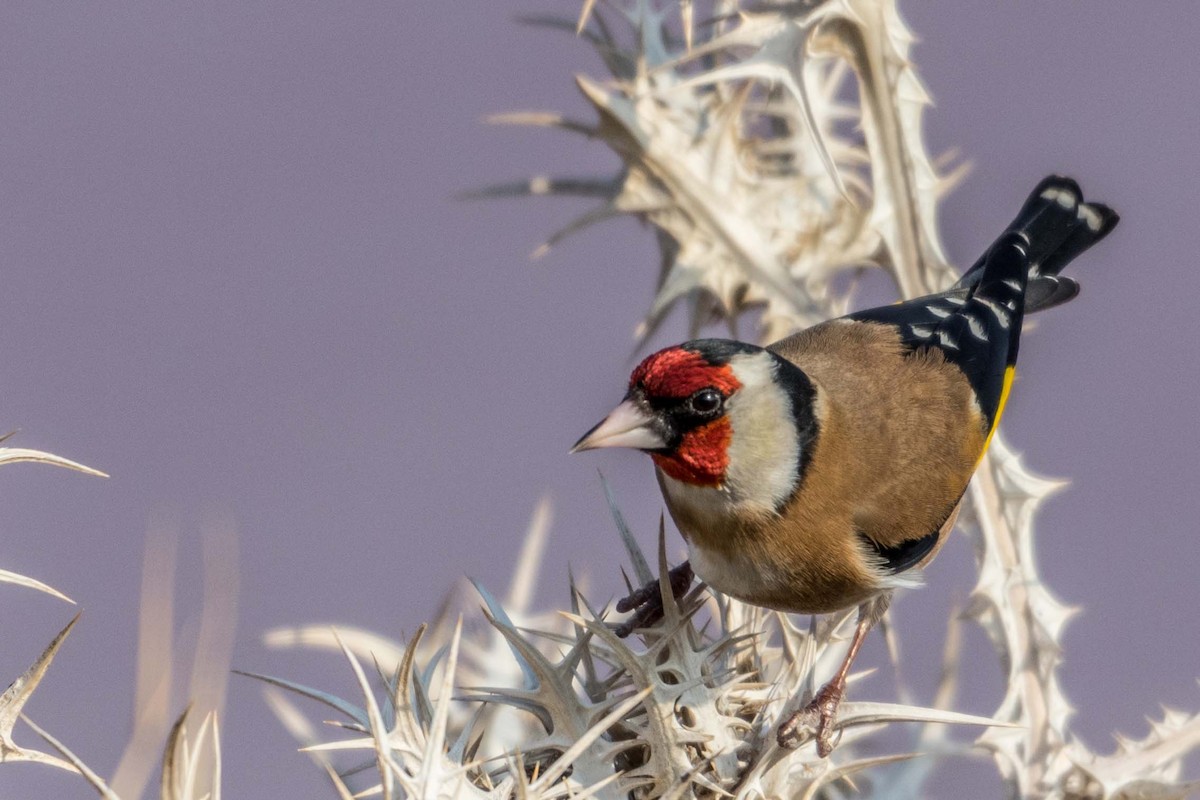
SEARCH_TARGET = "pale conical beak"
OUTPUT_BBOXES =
[570,399,667,453]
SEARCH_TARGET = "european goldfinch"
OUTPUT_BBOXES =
[572,175,1118,754]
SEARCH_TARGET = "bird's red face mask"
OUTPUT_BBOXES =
[571,346,742,487]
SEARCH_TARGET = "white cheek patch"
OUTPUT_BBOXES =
[722,353,803,515]
[656,351,804,535]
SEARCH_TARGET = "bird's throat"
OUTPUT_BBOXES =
[651,418,731,487]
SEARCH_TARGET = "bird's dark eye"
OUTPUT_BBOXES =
[688,388,723,415]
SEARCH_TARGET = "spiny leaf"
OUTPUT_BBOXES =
[234,670,368,727]
[22,715,119,799]
[0,613,81,770]
[0,446,108,477]
[0,569,74,604]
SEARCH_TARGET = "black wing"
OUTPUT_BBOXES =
[846,235,1028,431]
[845,175,1117,431]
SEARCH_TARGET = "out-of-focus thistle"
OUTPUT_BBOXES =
[0,449,233,800]
[0,445,102,772]
[260,1,1200,798]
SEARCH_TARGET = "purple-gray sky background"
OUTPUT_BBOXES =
[0,3,1196,797]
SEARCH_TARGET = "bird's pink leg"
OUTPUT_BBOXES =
[777,604,876,756]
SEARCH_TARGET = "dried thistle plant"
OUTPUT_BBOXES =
[258,497,1010,798]
[258,1,1200,798]
[5,2,1198,798]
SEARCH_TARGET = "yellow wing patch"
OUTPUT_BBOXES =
[979,365,1016,461]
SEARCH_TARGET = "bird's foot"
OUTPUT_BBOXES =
[777,680,845,757]
[610,561,694,638]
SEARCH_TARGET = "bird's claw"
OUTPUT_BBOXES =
[610,562,693,638]
[777,681,844,757]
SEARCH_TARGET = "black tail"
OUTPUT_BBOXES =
[953,175,1119,313]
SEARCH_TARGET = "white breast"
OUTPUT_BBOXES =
[684,531,794,607]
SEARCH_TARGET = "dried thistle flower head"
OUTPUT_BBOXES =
[258,493,1010,798]
[487,0,965,345]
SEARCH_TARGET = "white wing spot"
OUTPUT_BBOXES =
[937,328,959,350]
[1041,187,1076,208]
[928,304,952,318]
[908,323,936,339]
[966,312,988,341]
[976,297,1011,327]
[1080,204,1104,231]
[1003,278,1022,291]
